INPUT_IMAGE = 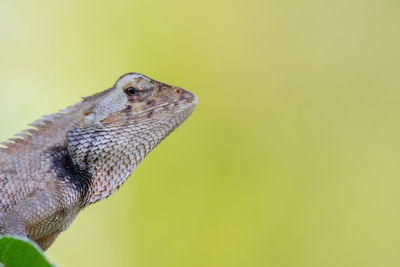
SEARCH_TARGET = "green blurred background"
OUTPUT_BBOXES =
[1,0,400,266]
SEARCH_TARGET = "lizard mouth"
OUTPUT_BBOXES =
[183,95,198,115]
[131,94,198,118]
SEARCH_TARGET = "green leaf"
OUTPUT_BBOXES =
[0,235,53,267]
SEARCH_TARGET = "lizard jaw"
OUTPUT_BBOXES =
[184,94,198,117]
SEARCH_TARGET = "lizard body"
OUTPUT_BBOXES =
[0,73,197,250]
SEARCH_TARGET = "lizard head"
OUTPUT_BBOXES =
[66,73,197,203]
[80,72,197,128]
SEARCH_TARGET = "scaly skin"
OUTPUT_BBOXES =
[0,73,197,250]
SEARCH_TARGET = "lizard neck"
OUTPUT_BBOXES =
[66,122,174,205]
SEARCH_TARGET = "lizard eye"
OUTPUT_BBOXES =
[126,87,137,96]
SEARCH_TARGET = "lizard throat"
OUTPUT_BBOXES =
[68,110,190,205]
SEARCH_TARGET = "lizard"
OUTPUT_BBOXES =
[0,73,197,251]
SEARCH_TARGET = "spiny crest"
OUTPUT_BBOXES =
[0,102,84,156]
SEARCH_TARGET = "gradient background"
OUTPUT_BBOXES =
[1,0,400,266]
